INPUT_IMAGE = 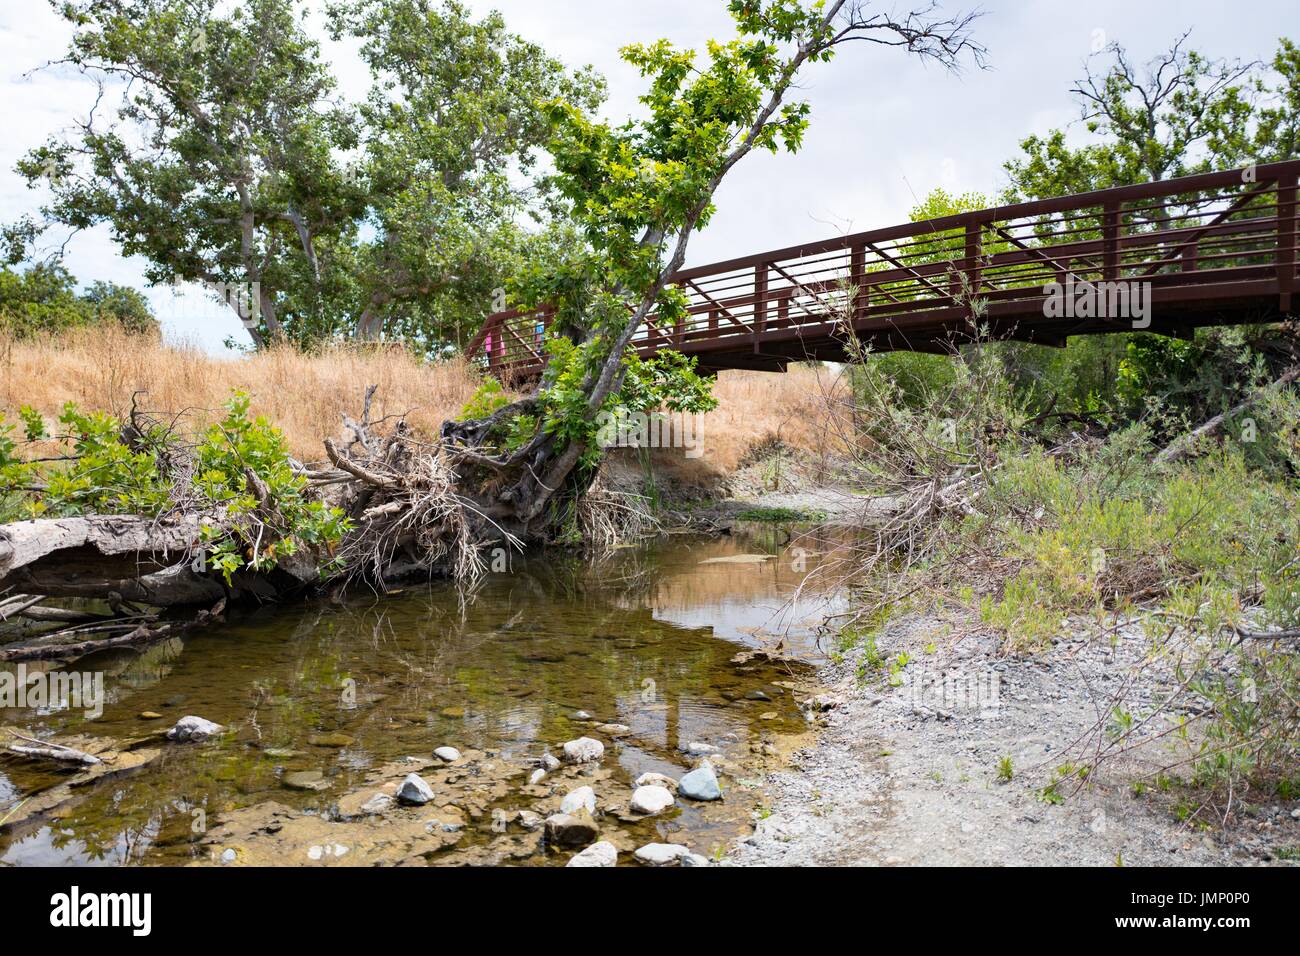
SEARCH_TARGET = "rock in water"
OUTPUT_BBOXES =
[678,762,722,801]
[544,809,598,848]
[540,753,561,772]
[561,737,604,764]
[433,746,461,763]
[634,772,679,793]
[165,716,224,742]
[560,785,597,815]
[629,785,675,815]
[281,770,329,792]
[515,810,544,831]
[681,741,718,756]
[634,843,691,866]
[396,773,435,806]
[529,768,548,786]
[566,841,618,867]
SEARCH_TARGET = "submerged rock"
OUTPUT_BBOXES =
[681,741,718,757]
[281,770,330,792]
[630,785,675,815]
[396,773,435,806]
[596,723,631,736]
[562,737,604,764]
[307,732,355,748]
[165,716,223,742]
[634,842,691,866]
[560,785,597,815]
[433,746,461,763]
[678,763,722,801]
[566,840,618,867]
[545,809,599,848]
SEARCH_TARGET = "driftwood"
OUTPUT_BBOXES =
[0,513,320,607]
[5,731,102,766]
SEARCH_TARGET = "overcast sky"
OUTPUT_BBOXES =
[0,0,1291,353]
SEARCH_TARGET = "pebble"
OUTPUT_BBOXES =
[434,746,461,762]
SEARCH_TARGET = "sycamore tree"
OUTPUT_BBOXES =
[1004,31,1299,202]
[11,0,599,350]
[442,0,985,540]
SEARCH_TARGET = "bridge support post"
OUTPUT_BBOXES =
[1279,173,1297,314]
[753,263,768,354]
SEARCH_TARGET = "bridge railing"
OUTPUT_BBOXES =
[467,160,1300,377]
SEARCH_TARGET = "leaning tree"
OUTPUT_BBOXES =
[0,0,984,658]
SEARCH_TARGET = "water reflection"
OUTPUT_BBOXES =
[0,525,853,866]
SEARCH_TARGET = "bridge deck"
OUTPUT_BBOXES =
[468,161,1299,380]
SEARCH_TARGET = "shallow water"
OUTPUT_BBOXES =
[0,525,851,866]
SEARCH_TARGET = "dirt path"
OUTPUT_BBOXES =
[727,614,1300,867]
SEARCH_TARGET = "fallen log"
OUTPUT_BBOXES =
[1153,363,1300,465]
[0,513,319,606]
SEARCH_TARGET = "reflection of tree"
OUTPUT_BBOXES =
[1,536,818,864]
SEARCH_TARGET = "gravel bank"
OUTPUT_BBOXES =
[728,615,1300,867]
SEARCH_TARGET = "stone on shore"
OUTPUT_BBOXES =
[634,772,678,793]
[433,746,461,762]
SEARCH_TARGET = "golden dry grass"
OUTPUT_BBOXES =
[0,330,839,475]
[0,328,484,462]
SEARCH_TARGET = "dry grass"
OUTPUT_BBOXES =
[0,328,484,463]
[0,330,839,476]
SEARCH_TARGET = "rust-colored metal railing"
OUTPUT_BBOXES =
[467,161,1300,380]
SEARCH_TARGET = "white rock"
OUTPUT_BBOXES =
[396,773,435,805]
[562,736,604,764]
[634,772,678,793]
[165,715,224,742]
[529,768,548,786]
[359,793,394,815]
[681,852,711,867]
[566,840,618,867]
[516,810,544,831]
[540,753,561,772]
[560,785,597,815]
[630,785,675,815]
[433,746,461,762]
[634,842,691,866]
[572,710,592,720]
[681,741,718,756]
